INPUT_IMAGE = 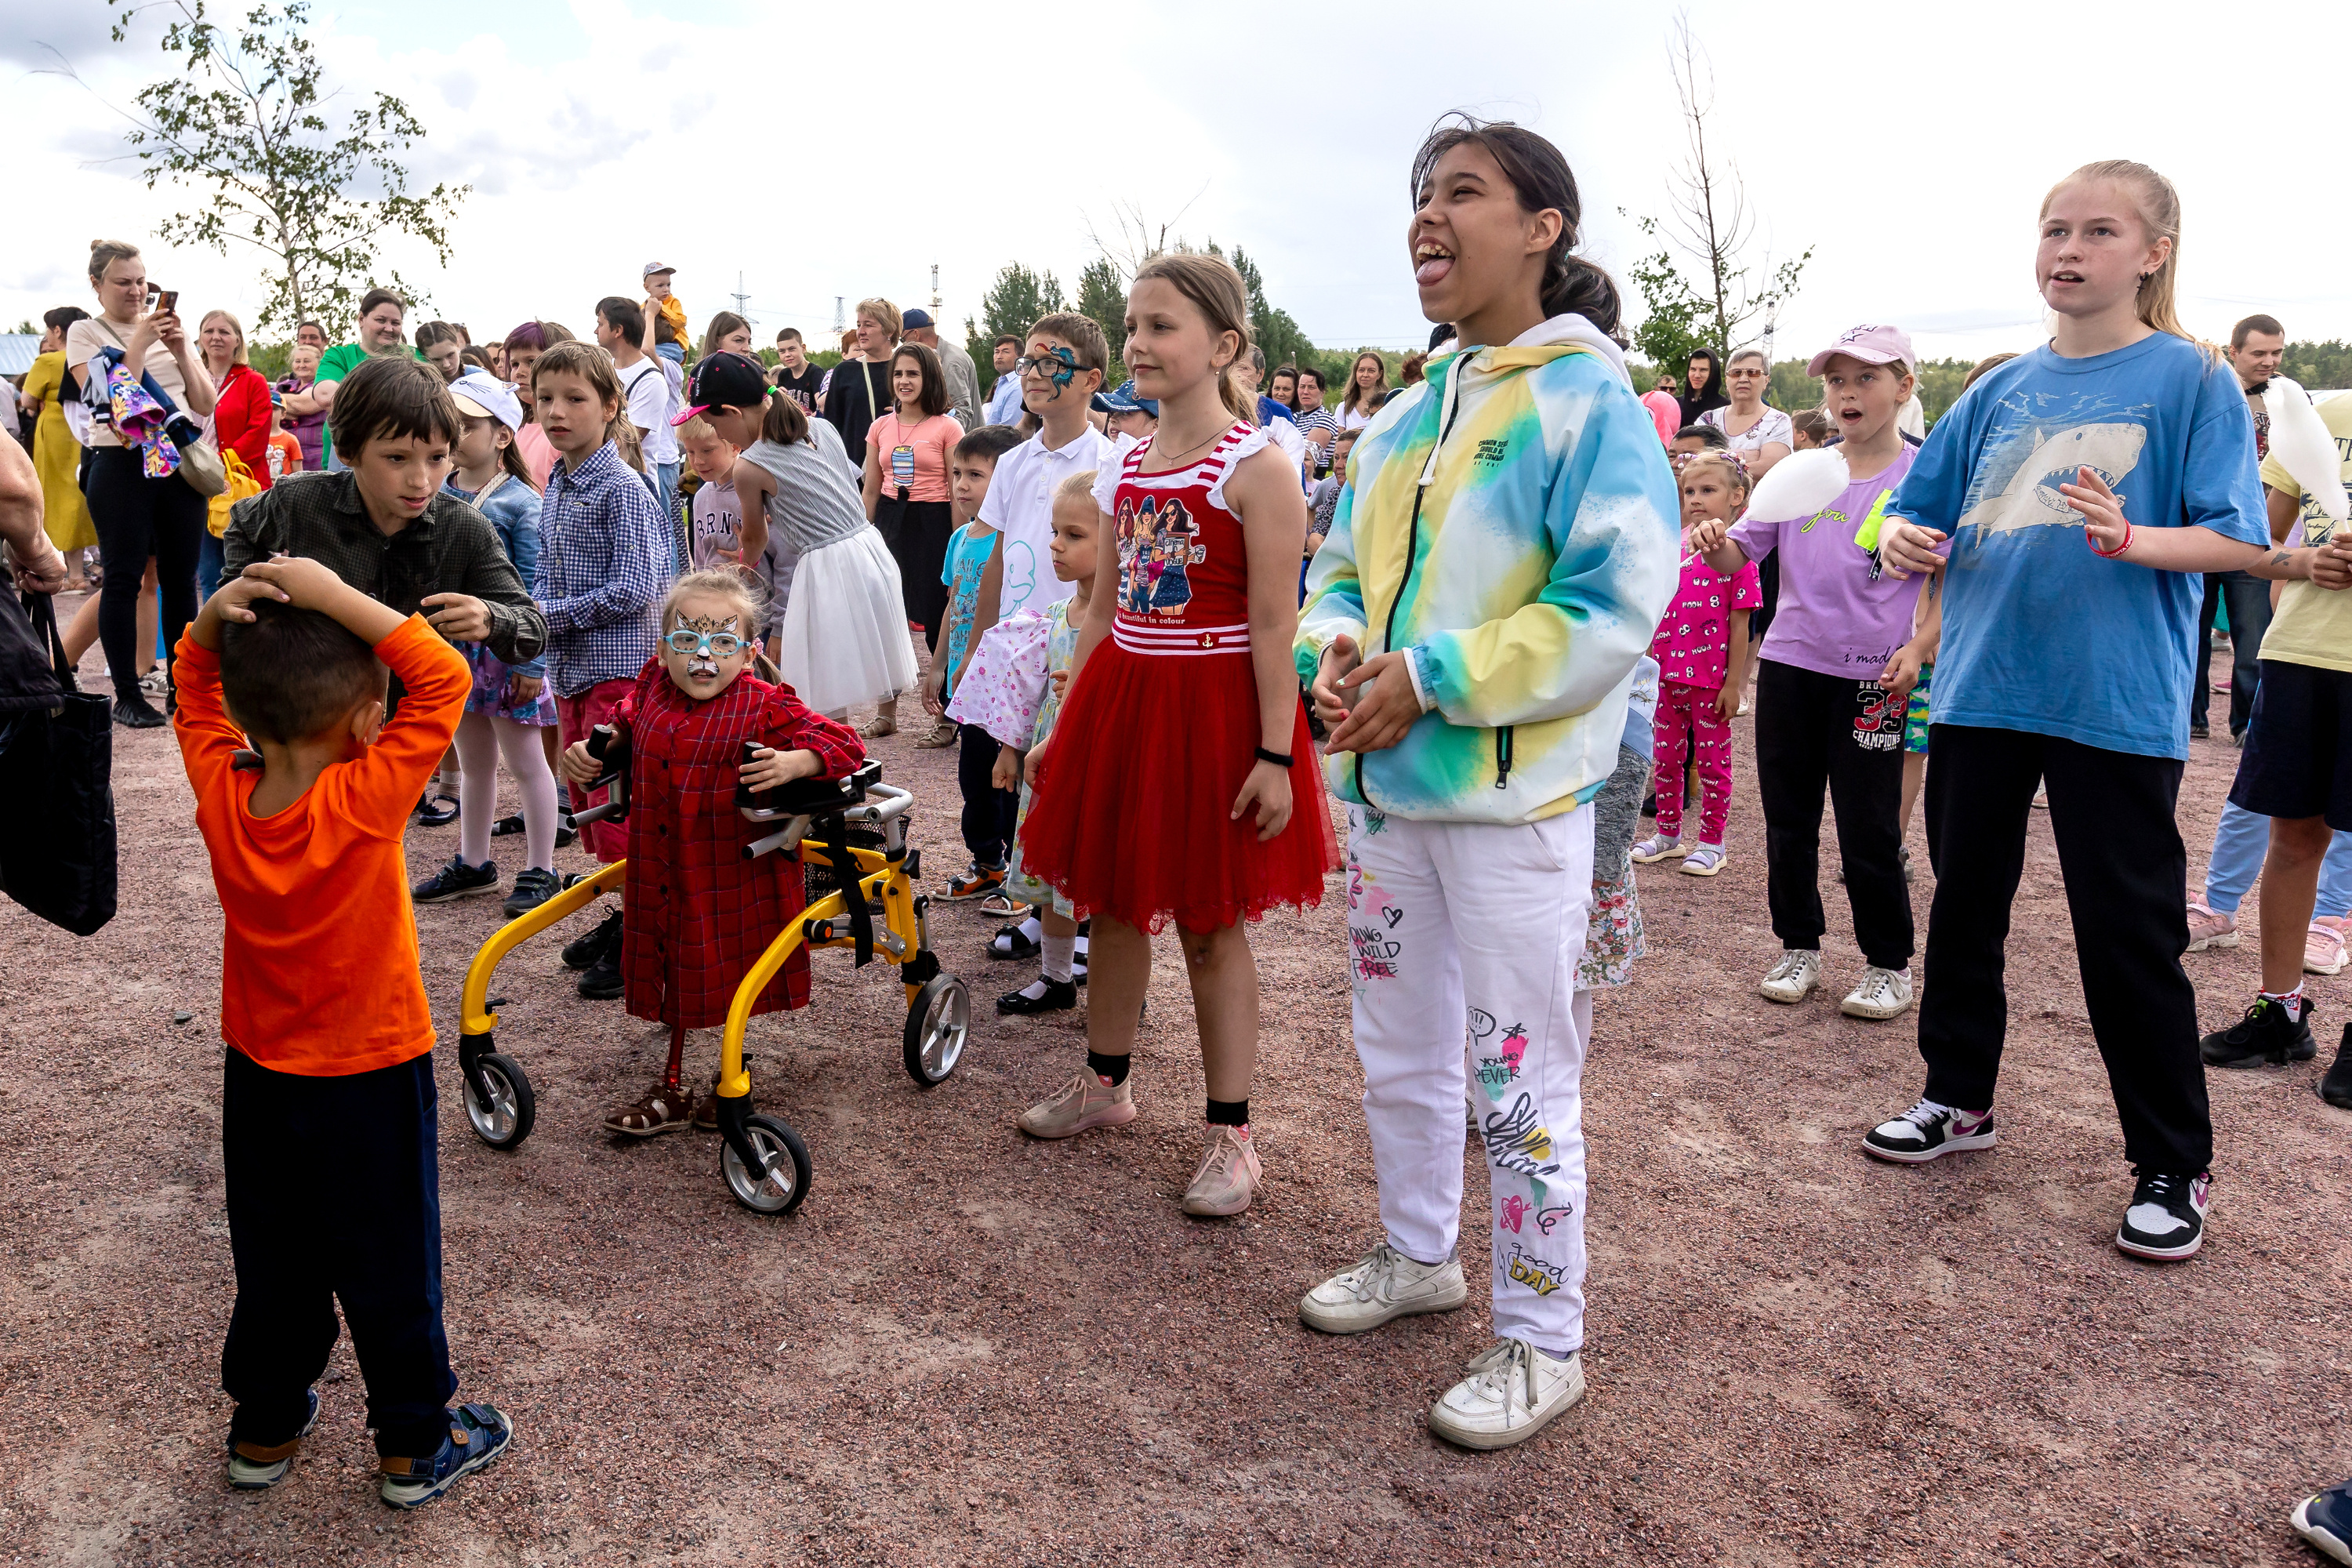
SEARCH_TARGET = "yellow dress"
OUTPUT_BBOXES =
[20,352,96,553]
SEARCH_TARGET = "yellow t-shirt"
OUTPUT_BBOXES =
[2257,394,2352,673]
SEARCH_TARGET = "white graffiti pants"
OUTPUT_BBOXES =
[1345,804,1594,1355]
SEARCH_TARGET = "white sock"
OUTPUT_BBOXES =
[1014,976,1060,1001]
[1042,933,1075,984]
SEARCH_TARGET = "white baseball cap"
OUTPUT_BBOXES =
[643,261,676,279]
[448,369,524,431]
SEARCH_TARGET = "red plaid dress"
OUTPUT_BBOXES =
[615,662,866,1028]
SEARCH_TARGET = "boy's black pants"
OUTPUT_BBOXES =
[1918,724,2212,1173]
[1753,659,1913,970]
[221,1047,457,1458]
[958,720,1018,869]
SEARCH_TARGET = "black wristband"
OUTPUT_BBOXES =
[1254,746,1294,769]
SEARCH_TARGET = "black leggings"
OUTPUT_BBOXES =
[86,445,206,699]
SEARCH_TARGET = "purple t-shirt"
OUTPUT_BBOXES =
[1728,445,1923,679]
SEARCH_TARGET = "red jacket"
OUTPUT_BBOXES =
[614,662,866,1028]
[212,364,274,486]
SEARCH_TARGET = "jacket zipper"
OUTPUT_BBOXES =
[1494,724,1514,791]
[1355,379,1466,808]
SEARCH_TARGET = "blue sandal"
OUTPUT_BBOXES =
[379,1403,514,1510]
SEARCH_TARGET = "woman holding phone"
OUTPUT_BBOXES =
[64,239,217,728]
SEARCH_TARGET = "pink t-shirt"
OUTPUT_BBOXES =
[868,410,963,505]
[515,422,557,490]
[1650,529,1762,691]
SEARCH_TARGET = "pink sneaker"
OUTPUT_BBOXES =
[1180,1125,1261,1217]
[2184,900,2239,953]
[2306,916,2349,977]
[1016,1070,1137,1139]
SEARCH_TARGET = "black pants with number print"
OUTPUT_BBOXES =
[1918,723,2211,1174]
[1753,658,1913,971]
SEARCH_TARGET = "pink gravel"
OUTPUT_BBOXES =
[2,621,2347,1566]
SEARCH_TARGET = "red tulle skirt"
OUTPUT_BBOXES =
[1018,641,1338,933]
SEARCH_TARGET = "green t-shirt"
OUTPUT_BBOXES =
[315,340,421,466]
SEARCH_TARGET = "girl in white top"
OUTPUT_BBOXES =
[1697,347,1793,477]
[1336,350,1390,431]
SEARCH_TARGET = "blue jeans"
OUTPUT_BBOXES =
[2204,799,2352,919]
[2194,572,2271,735]
[198,529,227,600]
[654,461,682,567]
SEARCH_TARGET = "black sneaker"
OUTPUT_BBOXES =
[501,867,561,920]
[2114,1168,2210,1261]
[2200,996,2317,1068]
[1861,1098,1997,1164]
[411,855,500,903]
[492,813,577,849]
[996,978,1077,1015]
[2190,720,2210,739]
[579,947,624,1000]
[562,909,622,970]
[113,694,168,729]
[2292,1478,2352,1566]
[2321,1025,2352,1109]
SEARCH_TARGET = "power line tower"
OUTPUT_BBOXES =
[930,263,942,321]
[833,296,844,336]
[731,271,753,334]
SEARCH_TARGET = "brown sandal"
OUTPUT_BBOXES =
[602,1081,695,1138]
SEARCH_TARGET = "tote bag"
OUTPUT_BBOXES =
[0,593,118,935]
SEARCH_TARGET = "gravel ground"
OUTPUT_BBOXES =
[3,619,2347,1567]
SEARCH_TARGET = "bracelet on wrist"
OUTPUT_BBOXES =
[2088,521,2134,559]
[1254,746,1294,769]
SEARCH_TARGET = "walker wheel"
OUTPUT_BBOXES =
[720,1114,811,1214]
[464,1053,535,1150]
[902,974,970,1087]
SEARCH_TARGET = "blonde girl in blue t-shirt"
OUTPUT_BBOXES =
[1869,160,2270,1264]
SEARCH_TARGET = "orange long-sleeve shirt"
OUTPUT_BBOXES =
[174,615,469,1076]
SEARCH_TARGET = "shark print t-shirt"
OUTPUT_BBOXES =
[1889,333,2267,760]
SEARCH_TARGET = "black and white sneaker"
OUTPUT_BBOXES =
[1861,1098,1997,1164]
[2292,1478,2352,1566]
[2114,1169,2210,1261]
[411,855,500,903]
[2200,996,2317,1068]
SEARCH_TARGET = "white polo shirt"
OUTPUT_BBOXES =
[977,423,1118,619]
[619,356,678,466]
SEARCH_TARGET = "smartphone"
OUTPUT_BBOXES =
[155,289,178,316]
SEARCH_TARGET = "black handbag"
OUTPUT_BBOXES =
[0,591,118,935]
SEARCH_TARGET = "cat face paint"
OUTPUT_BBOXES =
[658,598,758,702]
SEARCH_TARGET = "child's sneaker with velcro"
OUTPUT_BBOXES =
[226,1388,318,1490]
[944,861,1005,902]
[379,1403,514,1510]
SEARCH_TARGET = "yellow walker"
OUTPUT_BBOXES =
[451,730,971,1214]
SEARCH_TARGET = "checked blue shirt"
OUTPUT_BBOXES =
[534,441,674,698]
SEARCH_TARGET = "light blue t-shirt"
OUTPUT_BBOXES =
[1889,333,2265,760]
[939,524,1000,695]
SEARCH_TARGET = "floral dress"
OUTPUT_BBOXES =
[1004,598,1080,917]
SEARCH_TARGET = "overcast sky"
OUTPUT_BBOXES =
[8,0,2351,368]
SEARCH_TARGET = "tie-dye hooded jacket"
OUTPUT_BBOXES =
[1294,315,1679,826]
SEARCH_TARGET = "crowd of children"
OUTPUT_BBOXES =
[45,113,2329,1545]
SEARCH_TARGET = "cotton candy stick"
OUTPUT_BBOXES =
[1740,446,1851,524]
[2264,375,2349,524]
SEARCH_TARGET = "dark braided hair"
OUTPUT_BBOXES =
[1409,114,1624,344]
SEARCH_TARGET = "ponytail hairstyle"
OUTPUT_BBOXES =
[760,388,811,447]
[88,238,142,285]
[2041,159,2190,344]
[1408,114,1624,344]
[1129,252,1257,423]
[1678,452,1751,506]
[529,339,635,465]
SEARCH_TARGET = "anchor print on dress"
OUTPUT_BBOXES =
[1116,492,1204,618]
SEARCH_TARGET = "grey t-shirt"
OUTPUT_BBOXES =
[743,421,871,555]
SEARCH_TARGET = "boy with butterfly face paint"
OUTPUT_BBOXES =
[557,569,866,1137]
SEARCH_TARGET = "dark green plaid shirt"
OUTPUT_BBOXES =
[221,470,547,668]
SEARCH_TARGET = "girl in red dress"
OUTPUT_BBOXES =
[1016,252,1338,1217]
[557,570,866,1137]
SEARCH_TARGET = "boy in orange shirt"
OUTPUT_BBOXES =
[174,554,514,1509]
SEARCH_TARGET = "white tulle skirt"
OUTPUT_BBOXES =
[773,526,920,715]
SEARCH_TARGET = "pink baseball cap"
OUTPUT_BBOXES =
[1807,324,1915,376]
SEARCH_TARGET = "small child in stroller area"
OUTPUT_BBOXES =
[558,568,866,1136]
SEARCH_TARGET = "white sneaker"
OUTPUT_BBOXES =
[1630,833,1686,864]
[1759,949,1821,1004]
[1298,1243,1469,1334]
[1427,1338,1584,1450]
[1840,966,1914,1020]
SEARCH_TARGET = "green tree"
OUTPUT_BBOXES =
[1621,216,1712,379]
[1075,258,1127,382]
[94,0,466,335]
[2284,341,2352,390]
[1230,247,1315,379]
[963,263,1064,375]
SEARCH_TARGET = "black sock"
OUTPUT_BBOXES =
[1087,1050,1129,1087]
[1206,1098,1249,1127]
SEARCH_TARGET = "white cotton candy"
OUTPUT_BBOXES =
[2264,376,2349,523]
[1743,446,1851,524]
